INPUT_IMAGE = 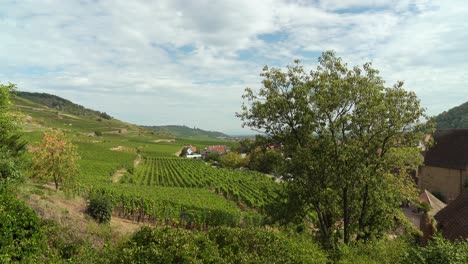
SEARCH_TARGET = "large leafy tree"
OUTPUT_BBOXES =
[31,129,79,190]
[237,51,433,247]
[0,83,25,190]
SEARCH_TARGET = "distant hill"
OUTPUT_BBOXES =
[11,91,148,135]
[434,101,468,129]
[144,125,230,139]
[16,91,112,120]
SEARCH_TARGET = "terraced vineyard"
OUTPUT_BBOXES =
[122,157,280,209]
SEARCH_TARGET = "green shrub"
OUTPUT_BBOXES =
[0,193,45,262]
[335,237,412,264]
[406,235,468,264]
[113,227,222,264]
[112,226,327,263]
[87,191,113,223]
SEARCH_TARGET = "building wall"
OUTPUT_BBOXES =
[419,166,468,202]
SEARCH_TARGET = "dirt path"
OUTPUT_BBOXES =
[20,184,146,243]
[112,168,127,183]
[134,154,142,168]
[153,139,176,143]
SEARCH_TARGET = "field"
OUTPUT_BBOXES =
[125,157,279,208]
[14,94,279,227]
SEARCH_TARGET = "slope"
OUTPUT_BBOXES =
[144,125,230,139]
[434,100,468,129]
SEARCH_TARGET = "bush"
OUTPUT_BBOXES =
[87,191,113,223]
[0,193,45,262]
[111,226,327,263]
[335,237,412,264]
[406,235,468,264]
[113,227,222,263]
[94,131,102,136]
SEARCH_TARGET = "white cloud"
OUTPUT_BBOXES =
[0,0,467,134]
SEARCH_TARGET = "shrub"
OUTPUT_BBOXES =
[406,235,468,264]
[111,226,327,263]
[0,193,45,262]
[94,131,102,136]
[87,191,113,223]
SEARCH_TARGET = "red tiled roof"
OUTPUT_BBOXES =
[434,189,468,241]
[188,145,196,152]
[208,145,227,154]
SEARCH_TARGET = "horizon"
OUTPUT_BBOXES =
[1,1,467,134]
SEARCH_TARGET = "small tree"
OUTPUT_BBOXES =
[31,130,79,190]
[220,152,244,168]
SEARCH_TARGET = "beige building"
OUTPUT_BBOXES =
[419,129,468,203]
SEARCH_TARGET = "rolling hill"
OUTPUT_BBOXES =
[16,91,112,120]
[434,100,468,129]
[144,125,230,139]
[13,91,230,139]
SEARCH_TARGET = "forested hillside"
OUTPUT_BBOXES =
[435,100,468,128]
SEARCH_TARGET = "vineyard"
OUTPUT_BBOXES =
[122,157,281,209]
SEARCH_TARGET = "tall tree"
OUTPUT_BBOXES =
[31,130,79,190]
[0,83,25,189]
[237,51,433,247]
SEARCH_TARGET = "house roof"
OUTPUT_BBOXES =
[434,188,468,241]
[188,145,196,152]
[419,189,446,217]
[208,145,227,153]
[424,129,468,170]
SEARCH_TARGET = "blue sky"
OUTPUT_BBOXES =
[1,0,467,135]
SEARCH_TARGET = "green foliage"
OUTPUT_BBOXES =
[249,149,284,175]
[335,237,412,264]
[0,193,45,262]
[111,226,327,264]
[406,235,468,264]
[0,83,25,191]
[127,157,280,209]
[31,129,80,190]
[208,227,327,263]
[94,130,103,136]
[207,151,220,161]
[238,51,434,246]
[113,227,223,263]
[220,151,245,168]
[434,100,468,129]
[87,191,113,223]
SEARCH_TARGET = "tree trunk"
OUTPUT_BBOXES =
[54,175,59,190]
[357,183,369,240]
[343,187,350,244]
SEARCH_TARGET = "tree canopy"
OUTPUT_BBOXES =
[31,130,79,190]
[238,51,433,247]
[0,83,25,190]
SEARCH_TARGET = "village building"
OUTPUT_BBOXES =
[200,145,230,158]
[434,188,468,241]
[418,129,468,202]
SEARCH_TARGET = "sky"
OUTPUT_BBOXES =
[1,0,467,135]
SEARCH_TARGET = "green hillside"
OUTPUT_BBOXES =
[10,92,269,228]
[144,125,230,139]
[434,100,468,128]
[16,91,112,120]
